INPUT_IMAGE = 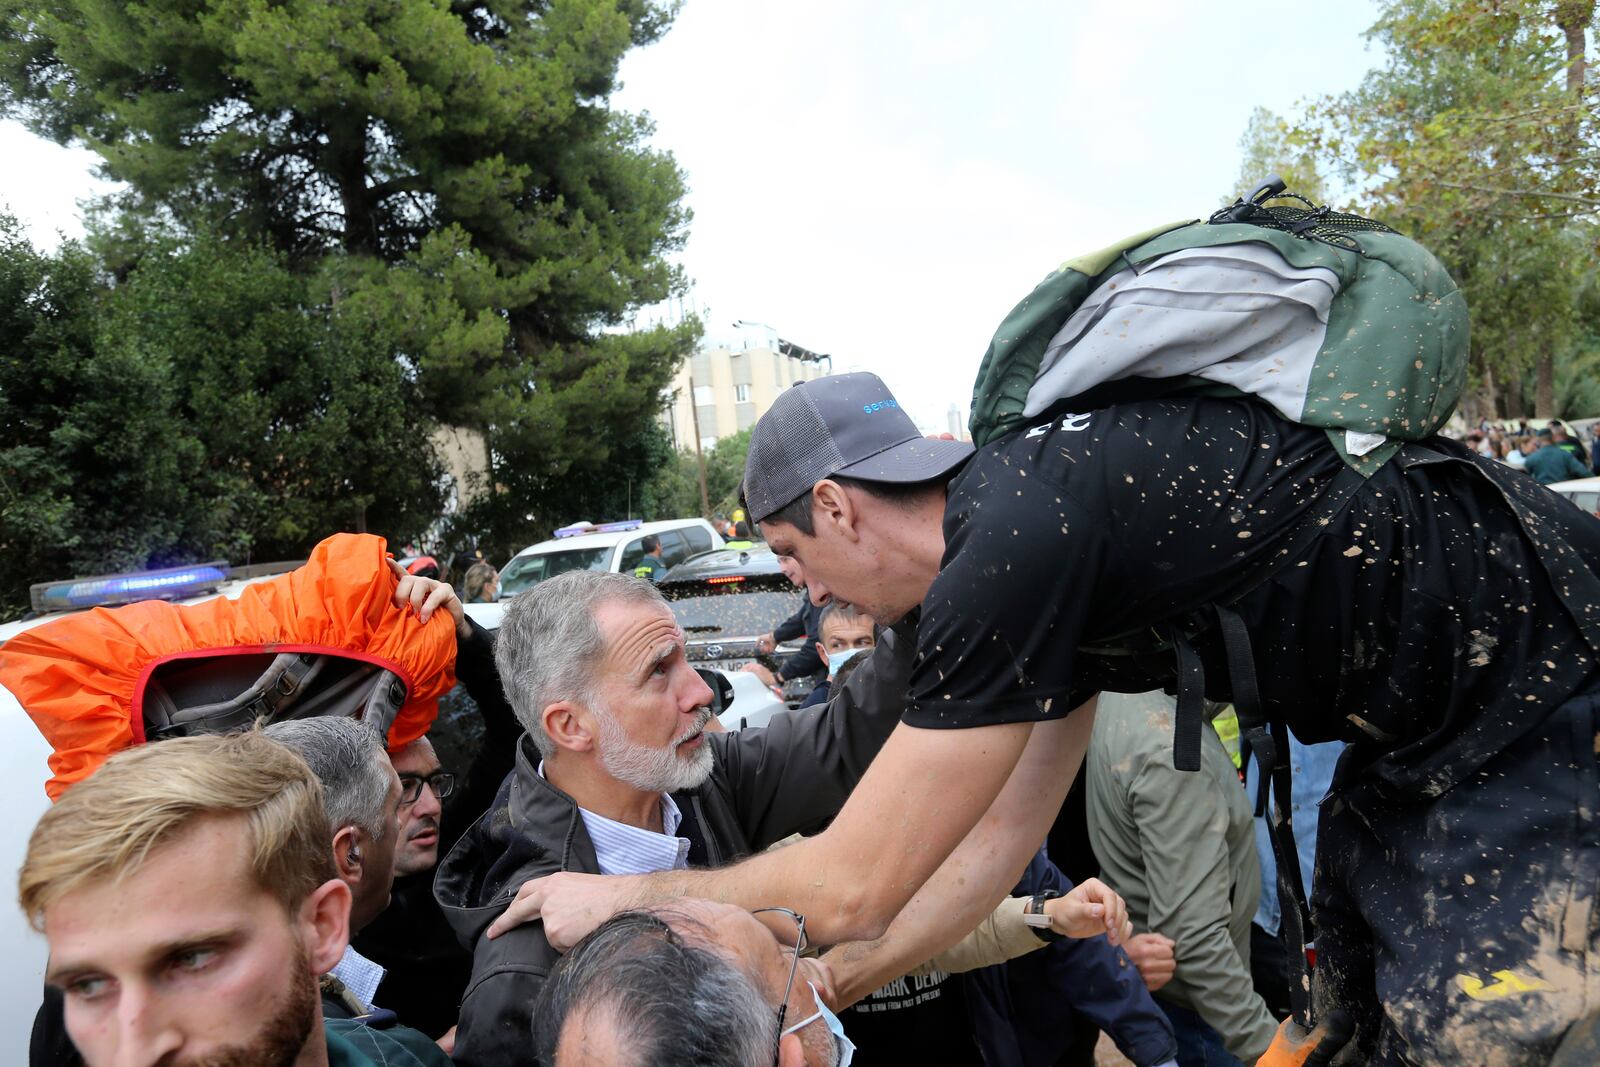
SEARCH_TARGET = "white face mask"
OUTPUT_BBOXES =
[780,981,856,1066]
[825,646,866,681]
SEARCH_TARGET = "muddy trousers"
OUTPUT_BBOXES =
[1312,694,1600,1066]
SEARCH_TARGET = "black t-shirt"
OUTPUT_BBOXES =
[905,398,1600,796]
[841,967,983,1066]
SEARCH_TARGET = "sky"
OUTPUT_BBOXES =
[1,0,1384,431]
[609,0,1384,429]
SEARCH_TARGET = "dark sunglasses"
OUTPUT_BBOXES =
[398,769,455,805]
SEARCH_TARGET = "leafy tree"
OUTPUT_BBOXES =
[1,0,698,555]
[1302,0,1598,416]
[449,314,702,559]
[700,429,752,517]
[634,423,703,523]
[102,235,447,555]
[0,216,216,616]
[1540,346,1600,419]
[1232,106,1329,205]
[1530,242,1600,419]
[624,427,755,543]
[0,216,455,619]
[1,0,684,270]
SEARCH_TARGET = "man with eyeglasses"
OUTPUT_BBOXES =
[350,738,467,1039]
[393,746,456,874]
[532,901,846,1067]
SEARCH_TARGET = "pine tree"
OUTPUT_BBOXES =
[1,0,699,557]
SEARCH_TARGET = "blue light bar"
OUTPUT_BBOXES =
[552,519,643,539]
[31,562,231,614]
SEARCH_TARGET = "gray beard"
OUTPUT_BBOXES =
[595,702,715,794]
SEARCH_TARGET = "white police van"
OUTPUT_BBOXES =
[495,518,724,605]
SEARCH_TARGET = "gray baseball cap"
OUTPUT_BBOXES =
[742,372,974,523]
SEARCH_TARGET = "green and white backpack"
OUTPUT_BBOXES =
[967,178,1470,472]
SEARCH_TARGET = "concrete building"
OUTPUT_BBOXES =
[665,321,832,450]
[946,403,969,442]
[430,425,491,513]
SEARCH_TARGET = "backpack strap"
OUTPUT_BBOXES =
[145,653,408,740]
[1214,604,1317,1026]
[1166,605,1317,1026]
[1221,604,1277,818]
[1264,717,1316,1027]
[1169,627,1208,772]
[146,651,321,739]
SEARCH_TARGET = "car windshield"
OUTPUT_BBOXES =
[499,546,612,596]
[661,584,801,638]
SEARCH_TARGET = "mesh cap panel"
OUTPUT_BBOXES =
[744,372,972,523]
[744,385,848,521]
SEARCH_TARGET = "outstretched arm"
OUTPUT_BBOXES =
[489,714,1037,949]
[821,702,1120,1006]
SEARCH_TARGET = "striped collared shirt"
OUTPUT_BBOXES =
[538,762,692,876]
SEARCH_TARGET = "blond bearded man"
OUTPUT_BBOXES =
[19,731,451,1067]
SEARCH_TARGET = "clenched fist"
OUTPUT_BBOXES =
[1122,932,1177,991]
[1043,877,1131,945]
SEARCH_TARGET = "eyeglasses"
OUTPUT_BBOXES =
[752,907,806,1066]
[397,769,456,805]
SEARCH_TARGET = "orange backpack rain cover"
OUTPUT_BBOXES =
[0,533,457,800]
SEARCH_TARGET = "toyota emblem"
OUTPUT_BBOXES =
[705,644,724,659]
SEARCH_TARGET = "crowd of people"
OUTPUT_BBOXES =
[1454,417,1600,484]
[17,371,1600,1067]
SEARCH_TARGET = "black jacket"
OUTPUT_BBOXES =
[352,617,518,1037]
[435,623,915,1067]
[773,594,826,681]
[965,852,1179,1067]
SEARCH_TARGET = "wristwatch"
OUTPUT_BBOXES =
[1022,890,1066,943]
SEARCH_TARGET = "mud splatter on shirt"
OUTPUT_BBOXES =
[904,397,1600,798]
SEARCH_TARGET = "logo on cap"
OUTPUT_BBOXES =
[862,400,899,414]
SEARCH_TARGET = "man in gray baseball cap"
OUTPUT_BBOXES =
[480,371,1123,1015]
[427,335,1600,1064]
[742,373,973,524]
[739,372,973,623]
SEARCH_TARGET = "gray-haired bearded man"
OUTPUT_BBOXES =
[436,570,909,1065]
